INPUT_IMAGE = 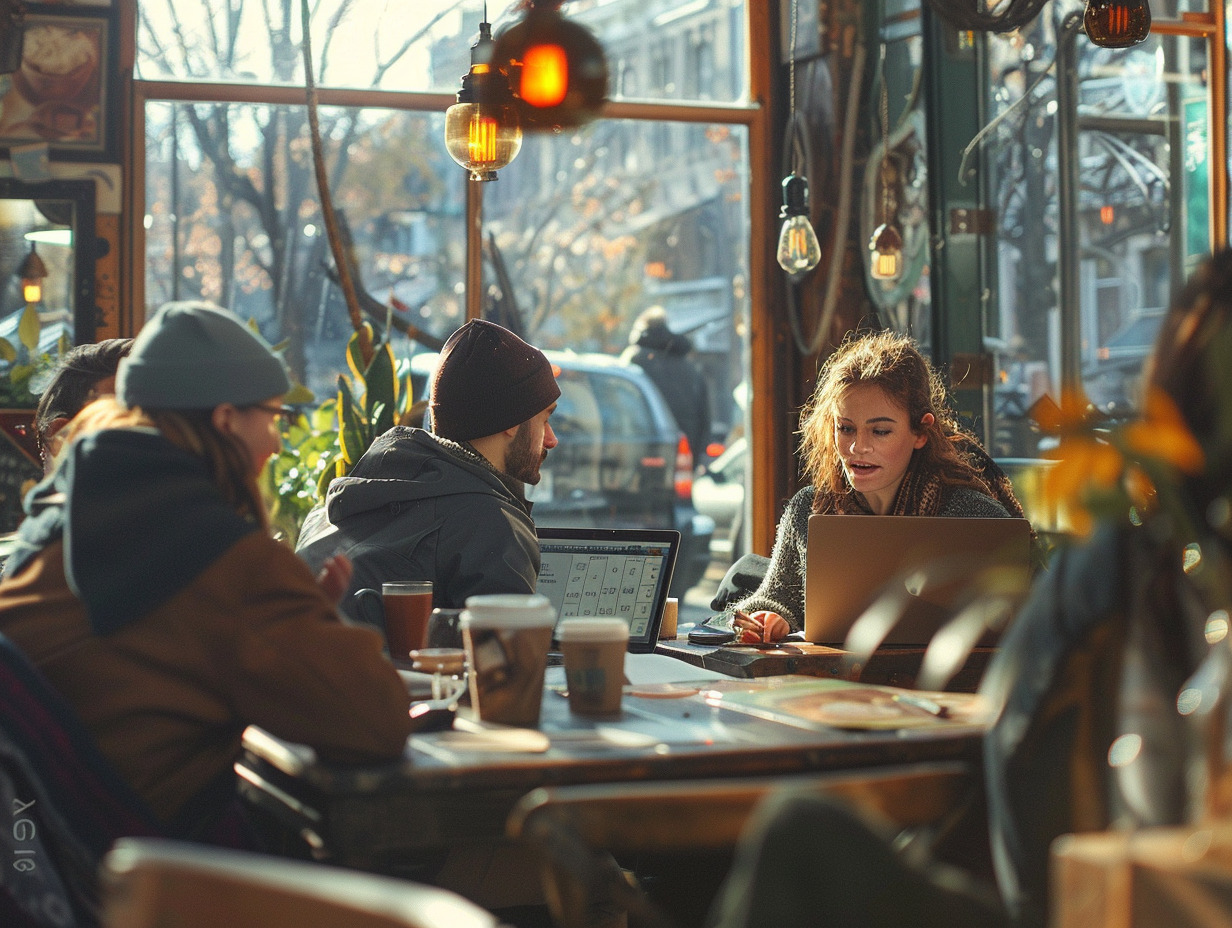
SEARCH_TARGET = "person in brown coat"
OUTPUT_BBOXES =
[0,301,413,836]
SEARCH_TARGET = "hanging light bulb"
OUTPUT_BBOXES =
[1083,0,1151,48]
[775,0,820,280]
[16,242,46,304]
[444,10,523,182]
[491,0,608,131]
[868,49,902,283]
[777,173,822,277]
[869,223,903,281]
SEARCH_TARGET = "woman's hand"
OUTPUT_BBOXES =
[732,609,791,643]
[317,553,354,606]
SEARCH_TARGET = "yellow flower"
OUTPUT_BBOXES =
[1034,385,1204,538]
[1123,465,1158,513]
[1121,388,1205,476]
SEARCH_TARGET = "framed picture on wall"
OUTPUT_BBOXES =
[0,7,117,160]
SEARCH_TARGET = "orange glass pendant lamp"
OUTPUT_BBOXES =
[444,15,522,181]
[1083,0,1151,48]
[491,0,608,131]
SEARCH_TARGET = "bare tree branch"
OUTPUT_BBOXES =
[300,0,371,366]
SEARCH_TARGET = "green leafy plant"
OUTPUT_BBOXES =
[262,322,415,546]
[0,304,70,407]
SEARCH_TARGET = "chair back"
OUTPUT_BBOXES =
[0,633,162,927]
[100,838,504,928]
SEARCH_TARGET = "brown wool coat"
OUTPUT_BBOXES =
[0,532,413,825]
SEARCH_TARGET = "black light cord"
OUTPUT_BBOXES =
[923,0,1050,34]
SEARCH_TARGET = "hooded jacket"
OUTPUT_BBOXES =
[295,427,540,625]
[0,428,413,829]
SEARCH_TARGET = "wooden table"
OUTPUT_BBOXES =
[235,671,984,876]
[654,637,995,692]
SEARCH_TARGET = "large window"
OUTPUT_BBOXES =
[136,0,756,595]
[982,12,1214,459]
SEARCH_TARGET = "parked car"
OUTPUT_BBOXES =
[410,349,715,597]
[691,435,746,563]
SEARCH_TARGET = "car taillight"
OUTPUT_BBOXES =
[674,435,693,500]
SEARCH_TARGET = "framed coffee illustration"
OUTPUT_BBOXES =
[0,8,117,159]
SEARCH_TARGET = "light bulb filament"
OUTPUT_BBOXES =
[468,116,499,164]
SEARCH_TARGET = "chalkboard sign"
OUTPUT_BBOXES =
[0,410,40,533]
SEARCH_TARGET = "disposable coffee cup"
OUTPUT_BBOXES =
[659,597,679,639]
[559,618,628,716]
[461,594,556,727]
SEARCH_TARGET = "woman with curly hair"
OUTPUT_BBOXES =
[729,330,1025,643]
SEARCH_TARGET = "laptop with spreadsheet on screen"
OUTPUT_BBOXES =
[535,527,680,653]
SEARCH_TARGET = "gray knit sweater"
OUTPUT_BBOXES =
[729,484,1010,633]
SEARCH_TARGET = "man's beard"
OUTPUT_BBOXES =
[506,421,547,484]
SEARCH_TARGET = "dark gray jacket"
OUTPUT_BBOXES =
[296,427,540,625]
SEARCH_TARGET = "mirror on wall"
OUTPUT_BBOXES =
[0,176,98,405]
[0,176,99,536]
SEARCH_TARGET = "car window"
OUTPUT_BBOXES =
[598,373,655,441]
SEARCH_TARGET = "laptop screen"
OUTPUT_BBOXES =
[535,527,680,653]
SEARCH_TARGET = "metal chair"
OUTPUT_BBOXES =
[100,837,507,928]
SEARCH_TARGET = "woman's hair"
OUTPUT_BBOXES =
[59,397,270,531]
[34,338,134,458]
[797,330,987,498]
[1146,247,1232,504]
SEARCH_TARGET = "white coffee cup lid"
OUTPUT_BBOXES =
[557,618,630,643]
[461,593,556,627]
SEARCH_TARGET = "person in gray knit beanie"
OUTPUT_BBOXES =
[296,317,561,617]
[117,301,290,410]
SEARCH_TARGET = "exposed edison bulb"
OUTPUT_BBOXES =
[444,88,523,182]
[777,174,821,277]
[869,223,903,281]
[444,19,523,181]
[1083,0,1151,48]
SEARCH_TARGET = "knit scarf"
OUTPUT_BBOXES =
[812,436,1028,520]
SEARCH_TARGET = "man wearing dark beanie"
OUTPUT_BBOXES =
[297,319,560,629]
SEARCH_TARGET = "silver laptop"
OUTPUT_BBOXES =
[803,515,1032,645]
[535,527,680,653]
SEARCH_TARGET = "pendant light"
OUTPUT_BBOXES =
[490,0,608,131]
[16,242,47,304]
[777,174,821,276]
[868,45,902,282]
[776,0,821,279]
[444,4,523,182]
[1083,0,1151,48]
